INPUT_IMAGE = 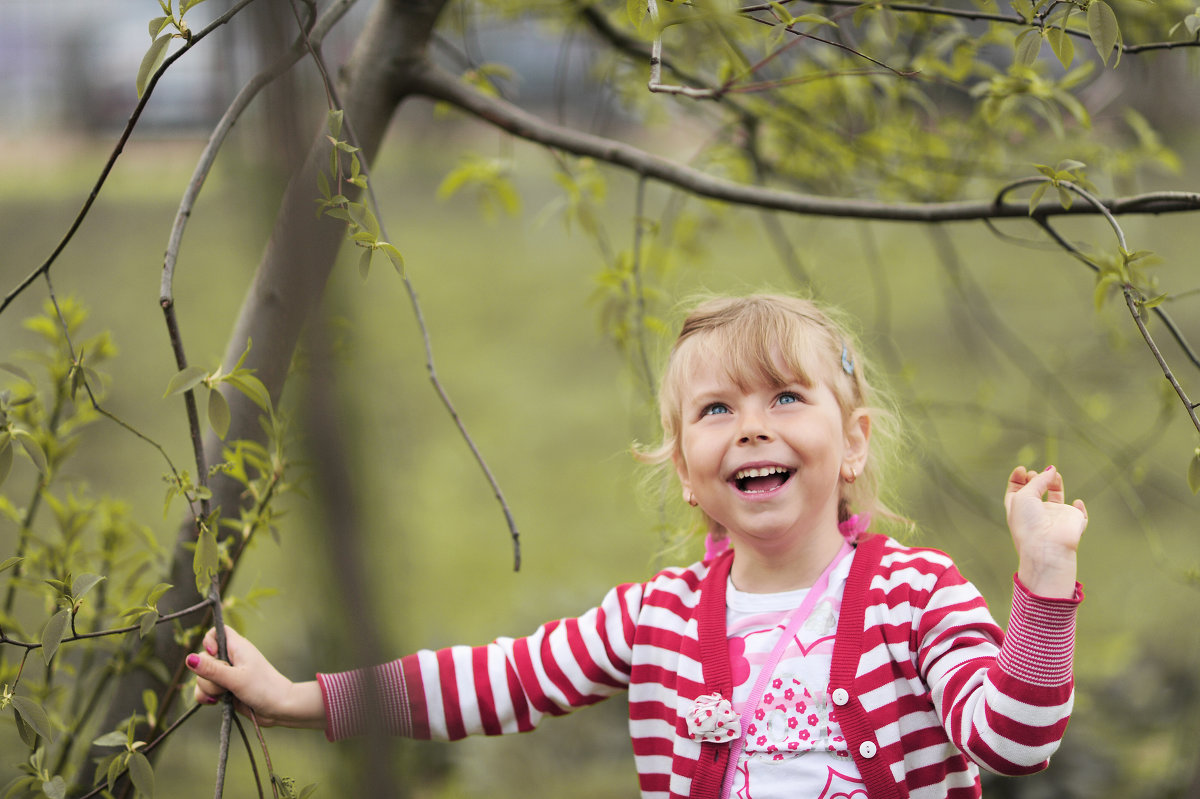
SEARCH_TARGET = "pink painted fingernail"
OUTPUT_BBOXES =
[186,654,200,669]
[205,640,217,656]
[201,695,218,705]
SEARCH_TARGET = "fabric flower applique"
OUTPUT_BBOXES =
[837,513,871,544]
[687,693,740,743]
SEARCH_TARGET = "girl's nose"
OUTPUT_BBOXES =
[737,413,773,444]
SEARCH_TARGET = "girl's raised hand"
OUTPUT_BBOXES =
[187,626,325,730]
[1004,465,1087,600]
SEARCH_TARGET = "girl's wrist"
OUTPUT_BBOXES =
[1017,555,1078,600]
[279,680,327,729]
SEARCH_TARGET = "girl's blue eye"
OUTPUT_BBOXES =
[702,403,730,416]
[778,392,801,405]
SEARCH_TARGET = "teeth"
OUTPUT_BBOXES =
[733,466,790,481]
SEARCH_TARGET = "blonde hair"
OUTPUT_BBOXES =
[636,293,904,529]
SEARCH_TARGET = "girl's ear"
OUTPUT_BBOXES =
[672,450,693,498]
[843,409,871,472]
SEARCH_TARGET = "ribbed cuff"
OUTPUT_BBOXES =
[996,575,1082,687]
[316,659,414,741]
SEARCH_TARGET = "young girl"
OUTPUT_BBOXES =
[188,294,1087,799]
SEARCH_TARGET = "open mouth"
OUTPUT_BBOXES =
[731,465,794,494]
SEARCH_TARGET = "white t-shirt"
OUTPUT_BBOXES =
[725,551,866,799]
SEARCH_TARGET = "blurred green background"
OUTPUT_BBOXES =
[3,54,1200,799]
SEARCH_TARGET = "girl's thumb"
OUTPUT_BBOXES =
[187,653,236,689]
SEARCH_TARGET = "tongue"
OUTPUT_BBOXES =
[742,473,787,492]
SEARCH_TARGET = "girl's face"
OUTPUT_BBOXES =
[672,356,869,550]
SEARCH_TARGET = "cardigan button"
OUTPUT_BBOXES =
[859,741,878,759]
[831,688,850,706]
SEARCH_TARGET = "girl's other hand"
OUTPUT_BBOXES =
[1004,465,1087,600]
[187,626,325,730]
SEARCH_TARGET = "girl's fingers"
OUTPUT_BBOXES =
[1005,466,1030,495]
[1046,469,1065,504]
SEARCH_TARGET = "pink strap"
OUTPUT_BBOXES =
[719,542,853,799]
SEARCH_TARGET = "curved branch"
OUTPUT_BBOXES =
[160,0,355,302]
[411,63,1200,222]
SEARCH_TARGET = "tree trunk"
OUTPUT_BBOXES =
[94,0,451,771]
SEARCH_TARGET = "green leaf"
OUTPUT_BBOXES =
[1011,0,1034,21]
[137,35,172,99]
[181,0,210,13]
[224,375,272,413]
[1087,0,1119,66]
[1014,28,1042,66]
[627,0,647,29]
[0,556,21,574]
[13,430,47,474]
[107,752,127,793]
[42,776,66,799]
[378,242,405,274]
[193,525,218,597]
[0,437,11,488]
[139,609,159,638]
[358,247,373,280]
[148,16,171,39]
[327,109,343,139]
[1046,26,1074,67]
[164,365,207,398]
[1093,272,1120,310]
[1028,182,1049,214]
[208,388,230,440]
[93,731,129,748]
[128,751,154,799]
[71,574,105,601]
[41,608,70,665]
[143,690,159,724]
[147,583,173,606]
[14,704,38,747]
[11,696,54,742]
[1188,449,1200,494]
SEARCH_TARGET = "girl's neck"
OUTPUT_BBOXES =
[728,526,846,593]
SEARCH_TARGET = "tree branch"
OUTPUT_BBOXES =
[411,63,1200,222]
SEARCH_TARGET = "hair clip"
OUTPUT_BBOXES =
[841,344,855,377]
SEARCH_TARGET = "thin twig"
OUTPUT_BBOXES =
[1033,216,1200,371]
[629,175,657,404]
[161,0,347,302]
[1124,287,1200,435]
[296,4,523,570]
[77,704,203,799]
[0,0,261,318]
[0,599,212,650]
[233,714,268,799]
[248,711,280,799]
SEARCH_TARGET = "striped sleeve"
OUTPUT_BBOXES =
[921,568,1081,776]
[316,582,641,742]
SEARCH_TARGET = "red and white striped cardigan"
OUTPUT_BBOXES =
[317,534,1081,798]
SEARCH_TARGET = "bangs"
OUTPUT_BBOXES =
[669,304,833,396]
